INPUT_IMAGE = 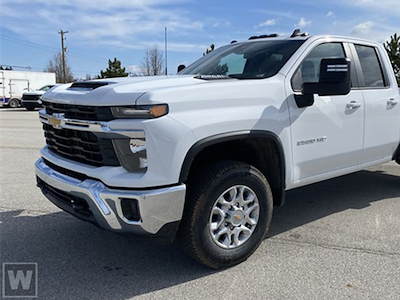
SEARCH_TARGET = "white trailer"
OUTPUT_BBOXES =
[0,70,56,108]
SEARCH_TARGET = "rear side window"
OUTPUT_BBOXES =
[354,45,386,88]
[292,43,345,91]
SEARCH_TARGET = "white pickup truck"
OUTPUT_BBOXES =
[35,32,400,269]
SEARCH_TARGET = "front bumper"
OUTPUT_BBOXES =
[35,158,186,237]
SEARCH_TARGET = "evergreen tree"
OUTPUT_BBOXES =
[100,58,128,78]
[384,34,400,84]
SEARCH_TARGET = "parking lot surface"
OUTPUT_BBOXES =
[1,107,400,299]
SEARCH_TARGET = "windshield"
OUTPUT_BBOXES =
[181,40,305,79]
[39,85,54,91]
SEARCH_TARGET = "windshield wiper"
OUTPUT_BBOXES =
[193,74,259,80]
[194,75,232,80]
[228,74,262,79]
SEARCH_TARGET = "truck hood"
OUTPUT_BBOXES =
[23,90,46,96]
[41,75,212,106]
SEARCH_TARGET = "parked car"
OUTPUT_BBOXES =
[21,85,56,111]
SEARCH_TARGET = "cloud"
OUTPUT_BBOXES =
[326,11,334,17]
[1,0,189,10]
[127,65,141,74]
[207,19,231,28]
[352,21,374,35]
[252,9,298,21]
[1,0,204,52]
[352,0,400,14]
[258,18,279,27]
[297,17,312,28]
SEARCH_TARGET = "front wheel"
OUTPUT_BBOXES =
[179,160,273,269]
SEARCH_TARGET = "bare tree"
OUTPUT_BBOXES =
[140,45,164,76]
[44,51,74,83]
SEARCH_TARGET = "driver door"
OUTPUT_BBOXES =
[286,41,364,184]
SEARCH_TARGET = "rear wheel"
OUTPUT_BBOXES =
[179,160,273,269]
[8,98,19,108]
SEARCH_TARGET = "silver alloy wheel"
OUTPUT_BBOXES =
[209,185,260,249]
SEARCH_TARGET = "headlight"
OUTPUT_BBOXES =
[113,138,147,172]
[111,104,168,119]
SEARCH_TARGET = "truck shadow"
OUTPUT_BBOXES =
[1,209,214,299]
[1,167,399,299]
[268,167,400,237]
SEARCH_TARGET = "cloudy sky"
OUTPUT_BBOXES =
[1,0,399,79]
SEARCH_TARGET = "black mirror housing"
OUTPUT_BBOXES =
[295,58,351,108]
[303,58,351,96]
[317,58,351,96]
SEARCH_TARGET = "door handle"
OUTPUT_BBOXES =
[346,101,362,109]
[387,99,399,106]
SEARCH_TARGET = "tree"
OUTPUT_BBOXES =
[44,51,74,83]
[140,45,164,76]
[99,58,128,78]
[203,44,215,56]
[210,64,229,75]
[384,33,400,84]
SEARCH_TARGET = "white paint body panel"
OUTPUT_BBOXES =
[38,36,400,191]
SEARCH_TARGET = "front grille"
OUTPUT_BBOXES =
[42,101,114,121]
[43,123,120,167]
[22,94,40,100]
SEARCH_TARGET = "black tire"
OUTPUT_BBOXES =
[8,98,19,108]
[25,106,35,111]
[179,160,273,269]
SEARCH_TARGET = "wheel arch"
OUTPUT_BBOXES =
[394,142,400,164]
[179,130,286,206]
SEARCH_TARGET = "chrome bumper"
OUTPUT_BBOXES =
[35,158,186,236]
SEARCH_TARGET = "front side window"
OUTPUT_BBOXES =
[181,40,305,79]
[354,45,386,88]
[292,43,345,91]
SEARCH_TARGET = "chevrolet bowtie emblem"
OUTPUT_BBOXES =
[48,113,64,129]
[234,214,241,221]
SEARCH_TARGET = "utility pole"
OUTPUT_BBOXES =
[58,30,69,83]
[165,27,168,76]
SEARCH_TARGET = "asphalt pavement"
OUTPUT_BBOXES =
[1,107,400,300]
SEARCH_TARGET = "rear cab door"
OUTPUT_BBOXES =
[349,42,400,163]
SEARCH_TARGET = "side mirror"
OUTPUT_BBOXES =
[295,58,351,108]
[177,65,186,73]
[303,58,351,96]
